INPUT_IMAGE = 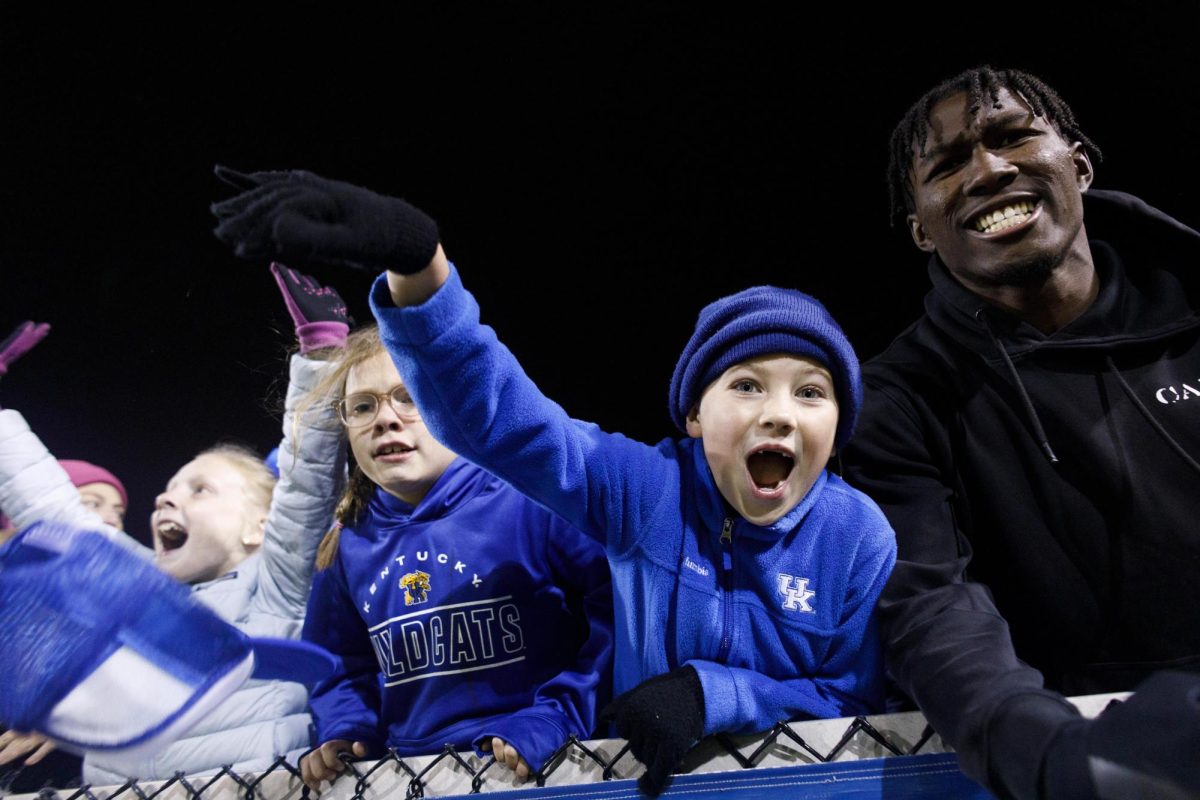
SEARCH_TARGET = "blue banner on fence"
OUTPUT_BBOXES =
[477,753,992,800]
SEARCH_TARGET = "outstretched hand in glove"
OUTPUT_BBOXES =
[600,665,705,796]
[269,262,352,354]
[212,166,439,275]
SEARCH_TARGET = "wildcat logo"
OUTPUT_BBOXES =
[400,571,431,606]
[777,574,815,613]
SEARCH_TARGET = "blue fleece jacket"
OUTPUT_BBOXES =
[369,266,896,735]
[302,457,613,772]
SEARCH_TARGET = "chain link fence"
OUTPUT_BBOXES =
[1,695,1121,800]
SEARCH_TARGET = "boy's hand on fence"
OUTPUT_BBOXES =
[600,666,704,797]
[300,739,367,791]
[481,736,531,782]
[212,166,439,275]
[0,730,56,766]
[0,321,50,377]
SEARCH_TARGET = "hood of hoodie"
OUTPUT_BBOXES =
[924,189,1200,362]
[368,456,501,527]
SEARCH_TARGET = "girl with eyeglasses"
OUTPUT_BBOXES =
[296,324,613,791]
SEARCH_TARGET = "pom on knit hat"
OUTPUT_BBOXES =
[59,460,128,506]
[668,286,862,448]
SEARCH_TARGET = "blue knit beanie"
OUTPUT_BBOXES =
[668,286,862,448]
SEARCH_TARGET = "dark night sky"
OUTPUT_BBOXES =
[3,8,1199,544]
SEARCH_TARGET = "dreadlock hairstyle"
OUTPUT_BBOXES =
[301,325,390,570]
[886,65,1103,225]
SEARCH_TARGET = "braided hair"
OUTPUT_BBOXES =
[886,66,1102,224]
[301,325,390,570]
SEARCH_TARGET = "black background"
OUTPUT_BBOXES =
[3,7,1199,545]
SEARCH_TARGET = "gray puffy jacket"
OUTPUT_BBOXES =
[0,354,345,783]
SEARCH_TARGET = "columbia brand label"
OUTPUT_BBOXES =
[777,574,816,613]
[1155,380,1200,404]
[368,596,526,686]
[683,556,710,577]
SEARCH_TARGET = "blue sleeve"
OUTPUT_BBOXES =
[689,519,895,735]
[369,266,673,558]
[471,518,615,772]
[302,556,384,748]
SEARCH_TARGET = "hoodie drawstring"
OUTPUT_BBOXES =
[974,308,1060,464]
[1104,354,1200,477]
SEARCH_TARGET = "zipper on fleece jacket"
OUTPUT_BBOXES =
[717,516,734,663]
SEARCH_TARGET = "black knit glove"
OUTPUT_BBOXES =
[600,666,704,796]
[1042,670,1200,800]
[211,166,439,275]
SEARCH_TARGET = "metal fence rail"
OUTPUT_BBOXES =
[1,695,1121,800]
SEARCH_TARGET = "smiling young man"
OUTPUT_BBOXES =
[842,66,1200,799]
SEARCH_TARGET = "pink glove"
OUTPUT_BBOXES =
[0,321,50,376]
[269,263,351,353]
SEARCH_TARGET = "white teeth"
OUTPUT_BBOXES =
[156,522,187,550]
[379,445,410,455]
[974,200,1036,233]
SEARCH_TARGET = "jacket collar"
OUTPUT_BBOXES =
[369,457,496,523]
[686,437,828,541]
[924,189,1200,361]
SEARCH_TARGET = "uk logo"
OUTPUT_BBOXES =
[777,574,815,613]
[399,570,432,606]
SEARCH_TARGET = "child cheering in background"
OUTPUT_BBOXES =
[0,267,348,784]
[295,323,613,789]
[213,168,897,796]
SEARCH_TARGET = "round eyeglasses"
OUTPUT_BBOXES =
[334,386,422,427]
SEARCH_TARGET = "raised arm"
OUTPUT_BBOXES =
[246,265,349,633]
[212,168,671,551]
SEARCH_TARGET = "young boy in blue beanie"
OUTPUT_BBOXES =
[212,168,898,796]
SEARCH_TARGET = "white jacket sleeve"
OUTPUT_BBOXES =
[0,408,150,559]
[244,353,346,638]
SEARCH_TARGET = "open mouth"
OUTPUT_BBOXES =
[375,443,414,457]
[971,199,1038,234]
[747,449,795,492]
[156,521,188,551]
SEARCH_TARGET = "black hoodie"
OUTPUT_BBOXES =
[843,190,1200,799]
